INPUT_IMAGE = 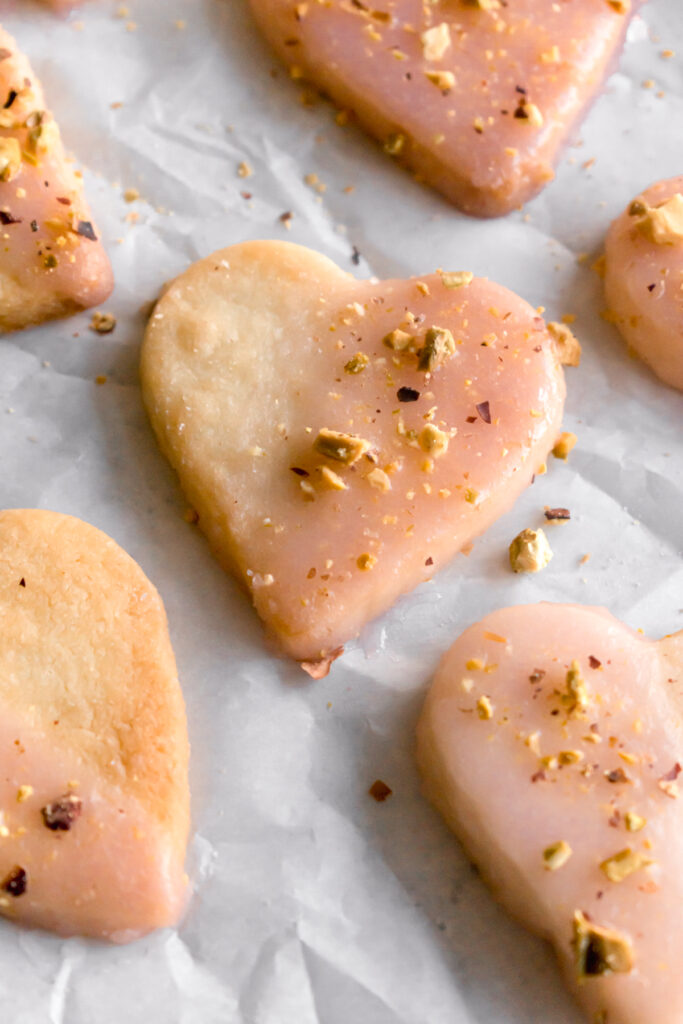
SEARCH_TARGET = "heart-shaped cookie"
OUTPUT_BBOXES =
[0,509,189,942]
[249,0,639,217]
[604,175,683,391]
[0,27,113,331]
[141,240,567,673]
[417,603,683,1024]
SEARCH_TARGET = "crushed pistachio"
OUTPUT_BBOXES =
[559,750,584,765]
[509,527,553,573]
[633,193,683,245]
[314,428,370,465]
[543,840,572,871]
[319,466,347,491]
[366,467,392,492]
[384,132,406,156]
[552,431,577,460]
[425,70,455,91]
[573,910,633,980]
[421,22,451,62]
[418,326,456,372]
[476,695,493,719]
[624,811,646,832]
[418,423,449,457]
[600,848,654,883]
[0,137,21,182]
[564,660,589,716]
[464,488,479,504]
[357,553,377,571]
[344,352,369,374]
[383,328,414,351]
[25,112,59,156]
[441,270,473,289]
[548,321,582,367]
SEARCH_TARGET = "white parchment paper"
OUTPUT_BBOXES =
[0,1,680,1021]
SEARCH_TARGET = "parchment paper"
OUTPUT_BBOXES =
[0,1,680,1021]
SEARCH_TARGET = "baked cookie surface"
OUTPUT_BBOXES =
[0,509,190,942]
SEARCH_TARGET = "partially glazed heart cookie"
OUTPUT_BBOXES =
[417,603,683,1024]
[141,241,568,673]
[604,175,683,391]
[0,27,113,331]
[0,510,189,942]
[249,0,639,217]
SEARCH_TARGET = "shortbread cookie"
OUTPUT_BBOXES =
[249,0,640,217]
[0,28,113,331]
[0,509,189,942]
[141,240,569,674]
[417,603,683,1024]
[604,175,683,391]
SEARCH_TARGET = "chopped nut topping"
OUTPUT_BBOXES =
[384,132,406,156]
[344,352,369,374]
[558,750,584,765]
[237,161,252,178]
[509,528,553,573]
[41,793,82,831]
[624,811,646,832]
[357,552,377,571]
[564,660,589,716]
[573,911,633,980]
[607,0,630,12]
[633,193,683,245]
[383,328,414,351]
[600,848,654,883]
[16,785,33,803]
[425,70,455,91]
[552,431,577,460]
[369,779,392,802]
[543,840,572,871]
[476,695,493,719]
[2,866,27,897]
[544,507,570,522]
[440,270,473,289]
[366,467,392,492]
[314,428,370,465]
[319,466,347,491]
[25,112,59,156]
[421,22,451,61]
[514,98,544,127]
[0,137,21,182]
[548,321,582,367]
[418,423,449,457]
[418,326,456,372]
[90,311,117,335]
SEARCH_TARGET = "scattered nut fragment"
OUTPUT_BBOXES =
[624,811,646,832]
[357,552,377,571]
[384,132,406,156]
[607,0,630,12]
[600,848,654,883]
[509,527,553,573]
[366,467,392,492]
[237,161,253,179]
[632,193,683,245]
[418,326,456,372]
[418,423,449,457]
[547,321,582,367]
[369,779,392,802]
[543,840,572,871]
[564,660,589,715]
[476,695,493,719]
[463,0,501,9]
[16,785,33,803]
[314,428,370,465]
[41,793,82,831]
[440,270,473,289]
[0,137,21,182]
[552,431,577,460]
[573,910,633,979]
[544,507,570,523]
[1,866,27,897]
[344,352,369,374]
[319,466,347,491]
[425,70,455,91]
[514,98,544,127]
[383,328,414,351]
[421,22,451,62]
[90,311,117,334]
[25,112,59,157]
